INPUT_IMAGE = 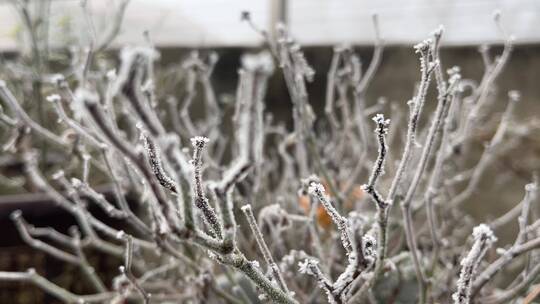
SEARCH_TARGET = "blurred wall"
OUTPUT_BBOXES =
[1,0,539,50]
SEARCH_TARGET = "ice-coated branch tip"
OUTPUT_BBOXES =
[191,136,210,149]
[414,39,432,54]
[453,224,496,304]
[46,94,61,103]
[372,113,390,135]
[508,90,521,102]
[307,182,325,197]
[298,259,319,276]
[472,224,497,243]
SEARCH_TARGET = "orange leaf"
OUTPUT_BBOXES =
[297,194,332,230]
[298,195,310,214]
[316,205,333,230]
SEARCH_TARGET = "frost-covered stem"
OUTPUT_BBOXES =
[18,223,73,248]
[353,14,383,150]
[400,67,456,301]
[0,104,17,126]
[199,53,221,119]
[116,48,166,136]
[70,228,107,293]
[386,39,435,203]
[515,181,537,245]
[461,22,513,139]
[489,198,527,231]
[350,208,389,302]
[189,230,229,254]
[215,160,251,195]
[308,182,354,255]
[453,224,496,304]
[139,260,180,284]
[349,118,392,302]
[306,202,329,274]
[0,270,114,303]
[431,25,446,94]
[271,24,344,206]
[10,0,48,164]
[101,150,152,236]
[0,81,66,147]
[241,204,290,294]
[325,47,342,131]
[356,13,384,94]
[47,93,104,149]
[11,211,79,264]
[299,259,338,304]
[191,136,222,238]
[471,182,539,297]
[85,98,138,161]
[480,262,540,304]
[401,205,427,302]
[274,25,312,177]
[362,114,390,208]
[141,131,178,193]
[306,135,345,208]
[424,89,456,270]
[218,253,298,304]
[94,0,129,52]
[449,90,519,208]
[166,96,183,135]
[119,234,150,304]
[86,99,178,232]
[81,153,91,184]
[24,154,124,257]
[179,61,198,136]
[214,187,238,251]
[164,140,194,231]
[71,178,126,219]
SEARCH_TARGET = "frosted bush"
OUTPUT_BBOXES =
[0,3,538,304]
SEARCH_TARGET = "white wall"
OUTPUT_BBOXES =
[290,0,540,46]
[0,0,538,51]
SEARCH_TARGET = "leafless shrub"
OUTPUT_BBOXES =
[0,4,538,304]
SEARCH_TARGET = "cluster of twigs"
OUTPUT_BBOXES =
[0,3,538,304]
